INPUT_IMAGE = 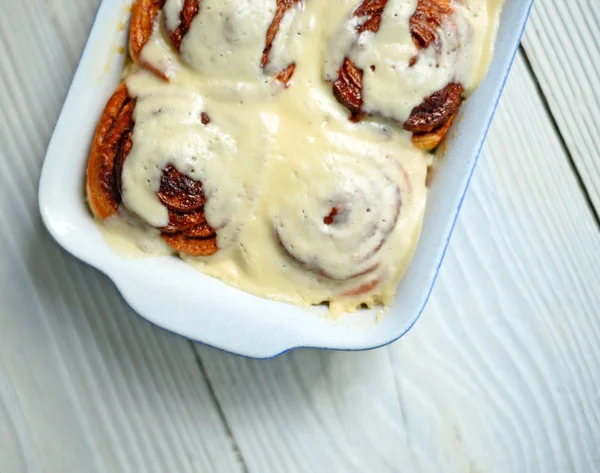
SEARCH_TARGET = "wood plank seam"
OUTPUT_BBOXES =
[519,45,600,229]
[521,0,600,218]
[2,1,599,472]
[191,343,251,473]
[192,51,600,473]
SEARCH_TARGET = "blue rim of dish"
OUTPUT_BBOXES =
[40,0,535,360]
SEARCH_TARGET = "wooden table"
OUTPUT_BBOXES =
[1,1,599,471]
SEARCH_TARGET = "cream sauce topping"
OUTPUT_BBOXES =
[123,70,267,248]
[108,0,503,314]
[164,0,277,79]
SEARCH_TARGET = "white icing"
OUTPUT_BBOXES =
[163,0,184,32]
[179,0,277,79]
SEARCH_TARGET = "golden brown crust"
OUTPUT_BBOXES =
[331,0,383,118]
[274,64,296,87]
[164,0,201,52]
[130,0,164,62]
[182,222,216,238]
[409,0,452,49]
[332,58,364,118]
[332,0,461,149]
[404,83,463,133]
[162,233,219,256]
[130,1,172,80]
[157,165,206,212]
[354,0,388,34]
[261,0,302,68]
[411,107,459,151]
[160,208,209,234]
[87,83,135,220]
[153,165,218,254]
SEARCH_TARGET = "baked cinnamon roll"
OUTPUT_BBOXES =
[127,0,302,85]
[273,152,405,285]
[330,0,465,150]
[86,82,218,256]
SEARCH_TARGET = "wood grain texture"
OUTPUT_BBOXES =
[1,0,599,472]
[0,2,244,472]
[521,0,600,215]
[197,52,600,473]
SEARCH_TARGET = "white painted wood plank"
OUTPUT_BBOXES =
[3,0,600,472]
[521,0,600,213]
[197,52,600,473]
[0,1,245,472]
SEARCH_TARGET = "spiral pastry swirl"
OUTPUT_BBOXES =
[129,0,299,86]
[129,0,164,64]
[330,0,465,150]
[86,81,219,256]
[274,153,403,282]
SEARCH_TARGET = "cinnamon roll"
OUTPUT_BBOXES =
[273,152,405,284]
[86,82,218,256]
[128,0,300,85]
[329,0,467,150]
[159,0,301,85]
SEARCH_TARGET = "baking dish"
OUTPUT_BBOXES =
[39,0,533,358]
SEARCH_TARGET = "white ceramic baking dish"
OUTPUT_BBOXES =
[39,0,533,358]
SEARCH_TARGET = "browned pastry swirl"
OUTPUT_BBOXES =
[129,0,169,79]
[410,0,453,49]
[129,0,298,85]
[273,158,403,282]
[129,0,165,62]
[163,0,200,52]
[159,0,300,85]
[404,82,462,150]
[86,83,218,256]
[87,83,135,220]
[332,0,463,150]
[261,0,302,85]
